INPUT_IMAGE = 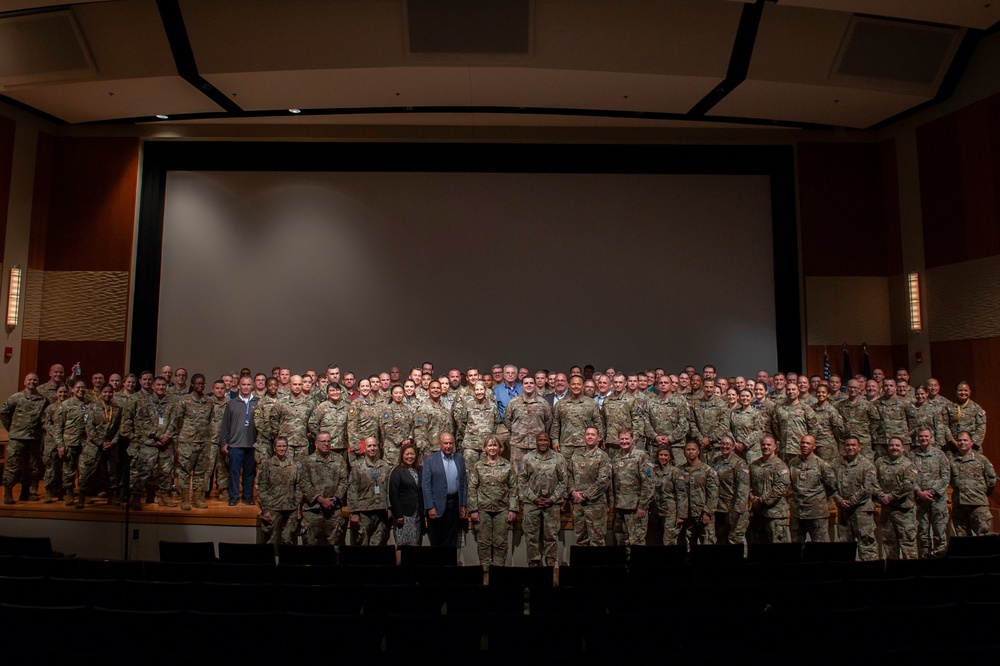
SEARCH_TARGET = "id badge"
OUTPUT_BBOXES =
[374,485,380,495]
[158,416,165,426]
[244,419,250,427]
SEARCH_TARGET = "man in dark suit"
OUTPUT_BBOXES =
[421,432,468,547]
[544,373,569,410]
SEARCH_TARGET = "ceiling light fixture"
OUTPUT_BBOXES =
[155,114,169,119]
[289,108,301,114]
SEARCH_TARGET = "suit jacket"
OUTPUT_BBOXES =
[422,450,468,515]
[389,465,424,517]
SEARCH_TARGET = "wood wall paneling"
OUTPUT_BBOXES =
[805,344,908,382]
[880,138,903,276]
[0,114,14,258]
[35,340,126,381]
[918,92,1000,269]
[27,132,53,271]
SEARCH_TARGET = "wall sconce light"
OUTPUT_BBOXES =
[908,271,922,332]
[7,266,22,328]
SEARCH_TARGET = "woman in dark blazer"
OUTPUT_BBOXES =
[389,440,423,546]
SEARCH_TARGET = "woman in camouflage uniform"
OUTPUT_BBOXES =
[469,435,518,571]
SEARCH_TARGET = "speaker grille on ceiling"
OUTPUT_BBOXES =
[831,16,961,93]
[0,10,95,88]
[406,0,531,54]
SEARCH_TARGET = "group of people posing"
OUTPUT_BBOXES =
[0,361,993,566]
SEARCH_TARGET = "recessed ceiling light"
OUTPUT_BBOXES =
[289,108,301,114]
[155,114,169,119]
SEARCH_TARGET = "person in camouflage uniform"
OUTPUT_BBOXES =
[950,430,996,536]
[678,440,719,547]
[41,385,69,502]
[453,381,498,469]
[875,379,909,459]
[379,385,415,467]
[504,377,553,474]
[206,379,230,498]
[413,380,453,458]
[1,373,47,503]
[518,432,567,567]
[267,375,313,464]
[774,383,816,463]
[911,427,951,557]
[569,427,612,547]
[646,375,690,468]
[832,435,879,560]
[649,447,685,546]
[713,435,750,546]
[169,374,214,510]
[253,377,281,462]
[945,382,987,455]
[123,377,176,510]
[690,379,731,461]
[257,437,300,550]
[551,375,603,466]
[348,437,392,546]
[299,431,349,547]
[876,437,919,559]
[601,375,645,459]
[611,430,654,547]
[77,384,122,508]
[907,386,946,449]
[748,435,790,544]
[788,435,835,542]
[308,384,350,465]
[469,435,518,570]
[730,389,765,465]
[837,379,879,458]
[54,380,90,505]
[347,380,382,466]
[36,363,67,403]
[810,385,845,462]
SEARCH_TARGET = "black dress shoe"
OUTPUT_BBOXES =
[228,499,238,506]
[242,498,255,506]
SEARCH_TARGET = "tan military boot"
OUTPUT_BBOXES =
[75,493,86,510]
[180,489,191,511]
[155,492,177,507]
[3,485,15,504]
[64,491,75,506]
[129,495,142,511]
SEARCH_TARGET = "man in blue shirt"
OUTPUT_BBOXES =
[421,433,468,547]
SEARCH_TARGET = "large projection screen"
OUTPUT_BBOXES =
[156,169,777,379]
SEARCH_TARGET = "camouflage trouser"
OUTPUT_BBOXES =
[558,445,584,469]
[815,445,838,463]
[670,445,686,469]
[522,503,560,566]
[42,441,63,496]
[749,513,789,544]
[511,447,532,475]
[2,439,42,488]
[495,424,511,453]
[383,442,403,468]
[129,442,174,496]
[78,442,119,496]
[613,508,648,547]
[177,440,211,495]
[301,509,344,547]
[880,506,918,559]
[461,448,481,471]
[259,510,299,549]
[716,510,749,546]
[838,508,878,560]
[648,510,679,546]
[205,445,229,494]
[790,516,830,542]
[916,499,949,557]
[679,515,716,548]
[61,446,82,493]
[473,510,509,569]
[352,510,390,546]
[254,439,272,464]
[572,500,608,547]
[953,505,993,537]
[289,445,309,466]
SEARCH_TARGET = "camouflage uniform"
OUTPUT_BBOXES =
[41,401,64,499]
[690,395,731,458]
[837,398,879,458]
[875,455,919,559]
[832,454,878,560]
[518,448,567,567]
[504,394,552,473]
[907,402,947,449]
[452,397,498,469]
[412,400,453,458]
[569,446,612,547]
[788,455,835,542]
[468,457,518,569]
[123,394,175,501]
[54,397,89,499]
[551,395,603,466]
[169,393,215,508]
[911,446,951,557]
[649,462,685,546]
[950,449,997,536]
[0,390,47,499]
[945,400,987,452]
[749,457,790,544]
[307,399,350,463]
[348,457,392,546]
[254,393,281,461]
[774,402,816,462]
[729,407,765,465]
[78,400,122,501]
[601,392,644,458]
[678,461,719,547]
[874,395,910,459]
[378,401,415,467]
[713,452,750,546]
[207,394,229,495]
[299,451,349,547]
[646,395,690,466]
[268,394,313,464]
[346,398,381,466]
[37,380,64,404]
[257,455,299,548]
[810,402,845,462]
[612,448,654,546]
